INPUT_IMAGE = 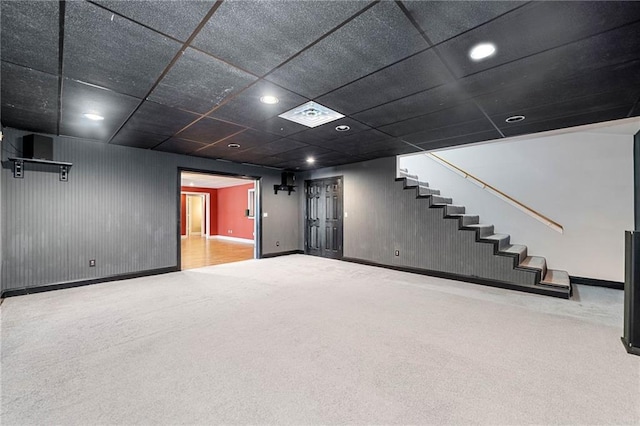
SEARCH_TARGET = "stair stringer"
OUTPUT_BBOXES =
[394,177,569,298]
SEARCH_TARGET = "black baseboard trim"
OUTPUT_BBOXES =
[1,266,179,298]
[621,337,640,356]
[261,249,304,259]
[570,276,624,290]
[342,257,570,299]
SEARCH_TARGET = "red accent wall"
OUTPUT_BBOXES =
[180,187,218,236]
[217,183,255,240]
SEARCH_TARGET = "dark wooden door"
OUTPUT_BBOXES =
[305,177,343,259]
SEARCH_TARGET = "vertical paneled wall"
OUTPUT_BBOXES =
[633,132,640,231]
[1,128,299,292]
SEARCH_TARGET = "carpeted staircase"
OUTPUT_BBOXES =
[397,169,571,298]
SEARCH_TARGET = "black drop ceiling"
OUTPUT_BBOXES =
[2,0,639,171]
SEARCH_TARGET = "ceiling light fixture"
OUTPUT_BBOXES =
[228,143,241,148]
[469,43,496,61]
[306,157,315,164]
[189,182,194,186]
[83,113,104,121]
[505,115,525,123]
[335,125,350,132]
[260,95,279,104]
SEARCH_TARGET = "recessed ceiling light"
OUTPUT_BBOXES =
[335,125,350,132]
[505,115,525,123]
[260,95,279,104]
[278,101,345,128]
[469,43,496,61]
[189,182,194,186]
[228,143,241,148]
[306,157,315,164]
[83,113,104,121]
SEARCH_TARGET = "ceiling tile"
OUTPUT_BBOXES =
[192,1,368,76]
[110,129,167,149]
[63,1,182,98]
[192,141,246,159]
[379,102,486,137]
[289,118,372,145]
[354,145,420,161]
[266,1,428,99]
[252,116,309,138]
[1,62,58,135]
[402,1,523,45]
[458,22,640,101]
[318,130,411,156]
[352,82,470,128]
[436,2,640,79]
[221,129,281,150]
[494,89,640,137]
[93,0,215,41]
[60,79,140,141]
[414,130,502,151]
[239,138,307,156]
[403,120,500,145]
[317,49,453,115]
[274,146,334,162]
[176,116,246,144]
[149,47,257,114]
[1,1,59,74]
[116,101,200,137]
[475,60,640,117]
[208,81,308,127]
[154,137,207,155]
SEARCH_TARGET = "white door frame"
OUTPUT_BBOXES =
[182,192,209,237]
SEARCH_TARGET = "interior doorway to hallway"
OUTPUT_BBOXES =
[179,170,260,270]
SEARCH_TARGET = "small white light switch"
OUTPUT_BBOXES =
[263,212,268,217]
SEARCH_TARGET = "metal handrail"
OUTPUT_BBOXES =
[426,152,564,234]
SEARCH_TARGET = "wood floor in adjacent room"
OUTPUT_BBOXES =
[1,255,638,424]
[181,236,254,270]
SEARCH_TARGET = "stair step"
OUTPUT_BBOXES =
[448,214,479,226]
[540,269,571,289]
[399,170,418,180]
[431,195,452,205]
[466,224,494,238]
[418,186,440,196]
[482,233,511,250]
[445,205,466,215]
[500,244,528,264]
[519,256,548,277]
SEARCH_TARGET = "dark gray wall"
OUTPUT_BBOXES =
[1,128,299,292]
[635,130,639,231]
[299,157,537,286]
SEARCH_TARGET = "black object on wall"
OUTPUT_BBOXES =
[23,134,54,161]
[622,231,640,356]
[634,130,639,231]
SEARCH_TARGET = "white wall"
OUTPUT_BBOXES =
[399,131,635,282]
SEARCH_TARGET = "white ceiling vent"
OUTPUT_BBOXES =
[278,101,345,128]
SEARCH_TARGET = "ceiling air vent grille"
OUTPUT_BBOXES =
[278,101,344,128]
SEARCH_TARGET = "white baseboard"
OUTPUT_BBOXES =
[181,235,188,239]
[208,235,254,244]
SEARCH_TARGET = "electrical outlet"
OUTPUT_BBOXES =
[394,250,400,256]
[89,259,96,267]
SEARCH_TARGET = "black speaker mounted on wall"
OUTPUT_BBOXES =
[23,134,53,161]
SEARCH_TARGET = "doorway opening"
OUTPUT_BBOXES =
[179,170,260,270]
[305,176,343,259]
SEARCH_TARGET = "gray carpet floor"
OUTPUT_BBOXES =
[1,255,638,425]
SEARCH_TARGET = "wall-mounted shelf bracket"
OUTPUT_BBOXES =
[9,157,73,181]
[273,184,295,195]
